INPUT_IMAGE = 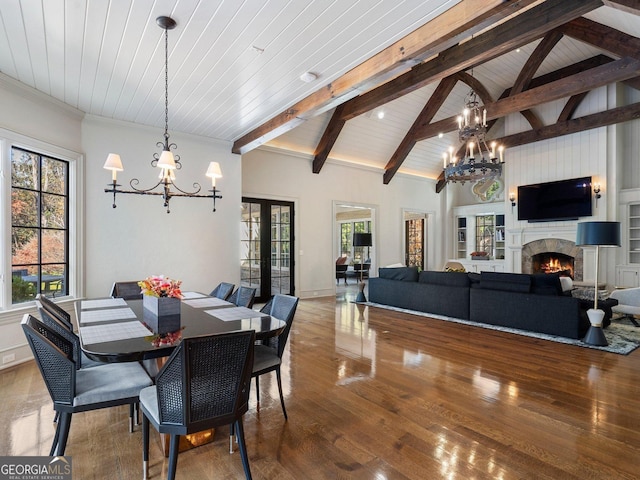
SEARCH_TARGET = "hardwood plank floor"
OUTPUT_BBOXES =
[1,293,639,479]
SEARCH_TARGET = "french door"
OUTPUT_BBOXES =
[405,217,425,270]
[241,198,295,304]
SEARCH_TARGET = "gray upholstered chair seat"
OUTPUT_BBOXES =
[252,345,281,372]
[80,352,104,369]
[74,362,153,407]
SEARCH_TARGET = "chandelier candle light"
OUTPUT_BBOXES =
[444,88,504,185]
[103,16,223,214]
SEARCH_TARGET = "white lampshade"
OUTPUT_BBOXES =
[157,150,176,170]
[103,153,123,171]
[205,162,222,179]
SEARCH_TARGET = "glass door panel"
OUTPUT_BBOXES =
[242,198,295,303]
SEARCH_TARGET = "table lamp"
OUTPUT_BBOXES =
[353,232,372,303]
[576,221,621,346]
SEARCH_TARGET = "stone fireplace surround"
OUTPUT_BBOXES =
[510,225,588,283]
[521,238,583,281]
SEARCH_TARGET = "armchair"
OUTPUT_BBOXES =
[609,287,640,326]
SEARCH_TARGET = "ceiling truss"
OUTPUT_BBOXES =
[233,0,640,192]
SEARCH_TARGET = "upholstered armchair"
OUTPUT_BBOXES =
[609,287,640,326]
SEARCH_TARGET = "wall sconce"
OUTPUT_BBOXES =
[594,183,601,208]
[509,192,516,212]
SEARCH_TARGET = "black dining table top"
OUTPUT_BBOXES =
[76,294,285,363]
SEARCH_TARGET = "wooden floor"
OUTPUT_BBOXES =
[2,290,640,479]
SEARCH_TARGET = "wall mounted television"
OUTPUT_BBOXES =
[517,176,593,222]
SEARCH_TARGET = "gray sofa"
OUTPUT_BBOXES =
[368,267,592,339]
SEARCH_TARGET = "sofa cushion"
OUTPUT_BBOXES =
[419,270,470,287]
[378,266,419,282]
[531,273,563,296]
[468,272,481,288]
[479,272,531,293]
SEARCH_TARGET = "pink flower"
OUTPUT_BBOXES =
[138,275,183,299]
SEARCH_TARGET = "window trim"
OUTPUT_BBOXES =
[1,128,84,313]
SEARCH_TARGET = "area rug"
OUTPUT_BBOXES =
[364,302,640,355]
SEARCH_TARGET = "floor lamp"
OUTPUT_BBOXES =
[576,221,621,346]
[353,232,372,303]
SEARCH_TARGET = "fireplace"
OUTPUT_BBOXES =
[531,252,574,278]
[521,238,583,281]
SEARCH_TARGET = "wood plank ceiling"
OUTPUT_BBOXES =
[1,1,639,189]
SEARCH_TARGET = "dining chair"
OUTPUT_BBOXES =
[140,330,255,480]
[209,282,235,300]
[228,286,257,308]
[36,302,102,370]
[252,294,299,419]
[21,314,153,456]
[37,294,74,331]
[110,280,143,300]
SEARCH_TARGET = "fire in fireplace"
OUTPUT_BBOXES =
[532,252,574,278]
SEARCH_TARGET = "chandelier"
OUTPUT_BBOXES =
[443,88,504,185]
[103,16,223,214]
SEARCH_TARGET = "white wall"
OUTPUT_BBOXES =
[0,78,84,369]
[82,115,241,297]
[242,148,442,298]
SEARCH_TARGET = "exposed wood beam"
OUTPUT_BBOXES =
[340,0,603,121]
[383,76,458,184]
[603,0,640,15]
[558,92,589,122]
[498,101,640,148]
[512,30,564,95]
[560,17,640,60]
[413,55,616,142]
[231,0,540,155]
[487,57,640,119]
[312,104,346,174]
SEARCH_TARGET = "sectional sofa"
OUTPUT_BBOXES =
[368,267,598,339]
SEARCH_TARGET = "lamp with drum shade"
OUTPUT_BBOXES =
[576,221,621,346]
[353,233,372,303]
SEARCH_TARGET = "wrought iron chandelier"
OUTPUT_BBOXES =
[103,16,222,214]
[443,88,504,185]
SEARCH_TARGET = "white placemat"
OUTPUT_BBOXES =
[80,321,152,344]
[205,306,268,322]
[184,297,233,308]
[181,291,208,299]
[81,298,128,310]
[80,307,137,324]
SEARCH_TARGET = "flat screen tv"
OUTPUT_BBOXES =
[517,176,592,222]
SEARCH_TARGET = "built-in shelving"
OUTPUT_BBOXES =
[457,217,467,259]
[629,203,640,264]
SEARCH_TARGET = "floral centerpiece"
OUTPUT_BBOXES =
[138,275,183,299]
[139,275,182,334]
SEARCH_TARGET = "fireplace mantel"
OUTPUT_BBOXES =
[507,224,596,283]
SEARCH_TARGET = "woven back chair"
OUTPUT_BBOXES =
[253,294,299,419]
[37,294,73,331]
[110,280,143,300]
[21,314,152,456]
[228,286,257,308]
[209,282,235,301]
[140,331,255,480]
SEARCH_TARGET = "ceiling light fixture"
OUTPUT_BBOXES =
[103,16,222,214]
[300,71,317,83]
[443,85,504,185]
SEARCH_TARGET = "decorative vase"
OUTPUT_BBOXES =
[143,295,181,334]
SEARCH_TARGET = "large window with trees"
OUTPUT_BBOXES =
[339,220,371,263]
[11,147,69,304]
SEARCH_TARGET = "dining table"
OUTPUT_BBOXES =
[75,291,284,456]
[76,291,286,363]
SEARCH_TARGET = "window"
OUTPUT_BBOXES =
[11,147,69,304]
[475,214,495,255]
[339,220,371,263]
